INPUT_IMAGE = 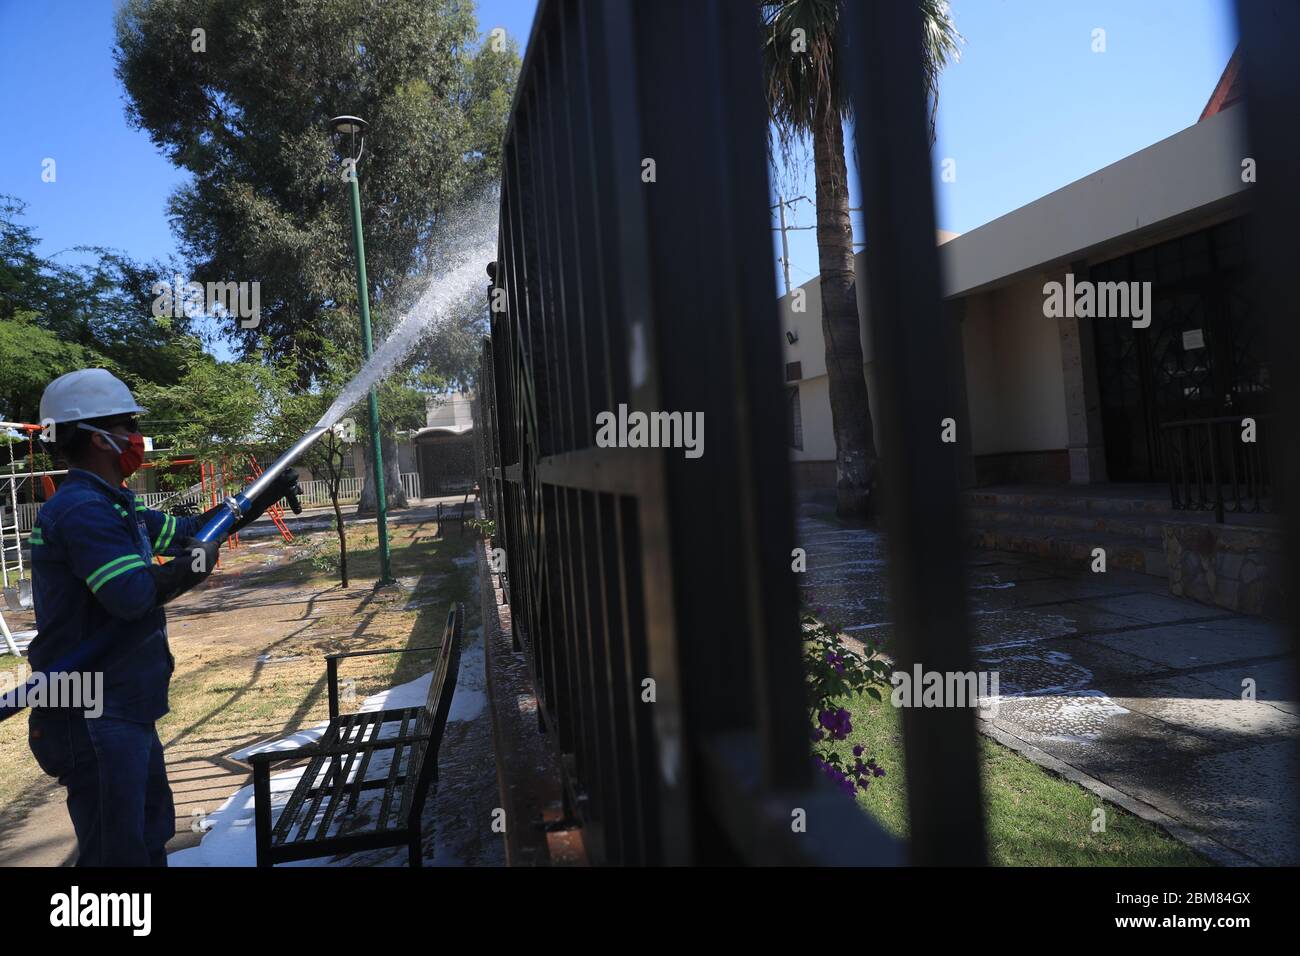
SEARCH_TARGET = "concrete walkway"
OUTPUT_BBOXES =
[797,509,1300,866]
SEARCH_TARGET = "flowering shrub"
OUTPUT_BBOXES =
[802,611,890,797]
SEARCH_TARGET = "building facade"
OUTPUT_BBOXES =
[780,94,1258,493]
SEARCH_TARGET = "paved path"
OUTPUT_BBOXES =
[797,510,1300,866]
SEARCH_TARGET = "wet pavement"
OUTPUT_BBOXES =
[797,510,1300,866]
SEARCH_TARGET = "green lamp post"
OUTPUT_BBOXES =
[330,114,394,586]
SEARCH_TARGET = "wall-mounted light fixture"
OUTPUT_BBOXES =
[785,330,798,345]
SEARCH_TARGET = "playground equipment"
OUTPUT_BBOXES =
[246,456,295,542]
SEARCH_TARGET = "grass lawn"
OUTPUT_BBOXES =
[830,689,1209,866]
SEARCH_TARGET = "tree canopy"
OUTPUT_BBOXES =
[114,0,518,386]
[0,195,193,424]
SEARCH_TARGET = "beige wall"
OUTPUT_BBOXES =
[779,264,1068,468]
[962,277,1068,456]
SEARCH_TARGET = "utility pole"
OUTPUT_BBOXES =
[777,195,793,297]
[771,195,814,296]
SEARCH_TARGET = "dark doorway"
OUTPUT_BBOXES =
[1091,218,1266,481]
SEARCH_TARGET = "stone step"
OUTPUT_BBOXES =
[966,524,1168,577]
[965,506,1163,542]
[962,489,1176,517]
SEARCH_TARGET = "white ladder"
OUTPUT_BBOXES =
[0,472,24,590]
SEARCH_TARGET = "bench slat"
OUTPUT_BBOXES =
[273,709,384,846]
[272,748,331,845]
[343,711,390,818]
[376,709,415,831]
[314,709,385,841]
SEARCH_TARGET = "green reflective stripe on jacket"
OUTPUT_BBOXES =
[30,528,45,546]
[154,514,177,552]
[86,553,147,592]
[89,557,149,593]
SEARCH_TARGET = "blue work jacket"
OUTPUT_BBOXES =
[27,469,201,722]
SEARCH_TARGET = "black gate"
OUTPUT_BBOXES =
[477,0,1300,866]
[1093,218,1268,481]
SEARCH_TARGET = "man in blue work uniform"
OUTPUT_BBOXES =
[26,369,298,866]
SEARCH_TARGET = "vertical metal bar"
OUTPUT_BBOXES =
[1235,0,1300,854]
[842,0,988,865]
[1209,421,1224,523]
[327,657,340,720]
[711,0,811,791]
[584,0,693,864]
[528,43,591,802]
[543,21,609,850]
[1226,420,1242,514]
[557,0,626,859]
[575,0,651,861]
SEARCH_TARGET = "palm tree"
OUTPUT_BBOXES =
[761,0,960,518]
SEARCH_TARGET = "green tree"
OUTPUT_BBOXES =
[761,0,960,518]
[0,195,191,424]
[136,342,368,589]
[0,313,92,425]
[131,339,277,465]
[113,0,519,384]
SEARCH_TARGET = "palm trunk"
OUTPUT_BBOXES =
[812,98,878,517]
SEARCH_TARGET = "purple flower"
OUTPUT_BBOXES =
[816,707,852,741]
[852,745,864,758]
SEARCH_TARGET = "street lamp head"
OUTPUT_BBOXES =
[329,115,368,136]
[328,115,368,164]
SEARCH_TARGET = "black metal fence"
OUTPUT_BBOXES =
[1161,416,1274,521]
[477,0,1300,865]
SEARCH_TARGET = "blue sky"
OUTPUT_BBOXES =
[0,0,1237,298]
[773,0,1239,291]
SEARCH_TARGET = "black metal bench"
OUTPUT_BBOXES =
[248,603,463,867]
[435,500,474,537]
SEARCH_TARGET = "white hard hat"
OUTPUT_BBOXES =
[39,369,148,425]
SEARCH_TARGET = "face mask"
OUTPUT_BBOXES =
[78,424,146,478]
